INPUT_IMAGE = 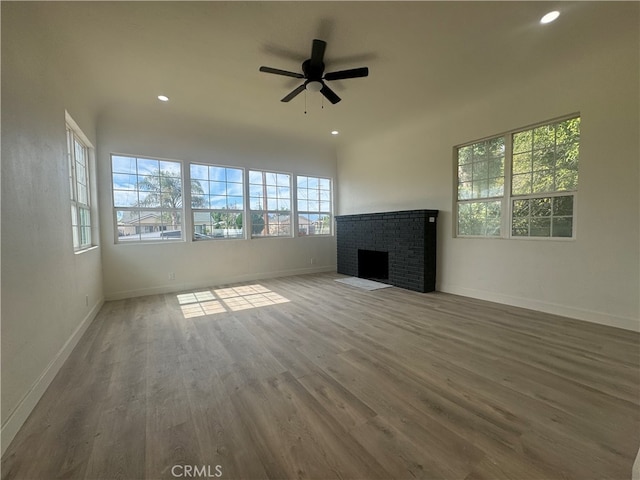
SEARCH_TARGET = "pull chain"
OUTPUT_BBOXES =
[304,90,307,114]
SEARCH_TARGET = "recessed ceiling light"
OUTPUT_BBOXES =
[157,95,169,102]
[331,130,339,135]
[540,11,560,24]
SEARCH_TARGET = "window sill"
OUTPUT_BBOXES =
[74,245,99,255]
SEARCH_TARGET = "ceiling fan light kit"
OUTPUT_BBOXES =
[305,81,323,92]
[259,38,369,105]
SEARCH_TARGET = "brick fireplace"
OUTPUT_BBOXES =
[335,209,438,293]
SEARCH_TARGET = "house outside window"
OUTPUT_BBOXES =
[111,155,183,242]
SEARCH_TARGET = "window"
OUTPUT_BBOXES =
[511,117,579,238]
[66,117,93,251]
[457,137,505,236]
[190,164,244,240]
[297,175,332,236]
[455,115,579,239]
[249,170,292,237]
[111,155,183,242]
[512,195,574,237]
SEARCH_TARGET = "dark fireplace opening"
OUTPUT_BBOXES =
[358,249,389,282]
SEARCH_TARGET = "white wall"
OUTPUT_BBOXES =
[97,107,337,300]
[337,20,639,331]
[1,4,104,452]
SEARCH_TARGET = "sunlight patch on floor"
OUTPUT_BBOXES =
[177,284,289,318]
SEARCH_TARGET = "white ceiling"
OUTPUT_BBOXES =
[26,1,636,147]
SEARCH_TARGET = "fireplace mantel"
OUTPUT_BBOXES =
[335,209,438,293]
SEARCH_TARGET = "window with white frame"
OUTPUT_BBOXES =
[111,155,183,242]
[190,164,244,240]
[510,117,579,238]
[249,170,292,237]
[67,119,93,250]
[455,115,580,239]
[456,137,505,236]
[296,175,332,236]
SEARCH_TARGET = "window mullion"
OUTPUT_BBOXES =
[183,161,192,241]
[504,133,513,239]
[244,169,250,239]
[291,174,297,237]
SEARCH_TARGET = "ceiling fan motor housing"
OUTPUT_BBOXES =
[302,59,325,81]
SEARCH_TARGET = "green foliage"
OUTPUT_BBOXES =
[457,200,501,236]
[134,169,185,229]
[236,212,264,235]
[457,117,580,238]
[457,137,505,201]
[136,170,183,208]
[510,117,580,196]
[511,196,574,237]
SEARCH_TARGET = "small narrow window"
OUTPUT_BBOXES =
[66,116,93,251]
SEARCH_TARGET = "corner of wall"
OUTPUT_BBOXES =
[1,298,104,456]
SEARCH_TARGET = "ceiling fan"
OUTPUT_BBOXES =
[259,39,369,104]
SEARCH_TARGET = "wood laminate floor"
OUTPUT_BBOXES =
[2,273,639,480]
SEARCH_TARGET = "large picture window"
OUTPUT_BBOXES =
[249,170,292,237]
[112,155,183,242]
[455,115,579,239]
[190,164,244,240]
[66,115,94,251]
[297,175,332,236]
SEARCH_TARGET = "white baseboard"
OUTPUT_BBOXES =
[105,265,336,301]
[1,298,104,456]
[439,283,639,332]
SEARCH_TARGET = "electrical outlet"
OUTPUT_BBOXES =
[85,295,89,306]
[168,272,176,281]
[310,258,315,265]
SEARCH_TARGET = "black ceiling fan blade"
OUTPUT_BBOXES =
[320,83,341,104]
[259,66,304,79]
[324,67,369,81]
[281,84,306,102]
[310,39,327,68]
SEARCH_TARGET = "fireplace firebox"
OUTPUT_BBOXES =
[358,249,389,282]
